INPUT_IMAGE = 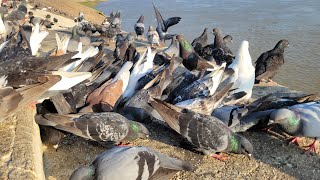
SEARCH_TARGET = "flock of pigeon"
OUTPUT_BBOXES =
[0,1,319,179]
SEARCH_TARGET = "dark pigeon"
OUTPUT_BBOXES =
[255,39,289,83]
[134,15,145,38]
[176,34,217,72]
[191,28,208,56]
[153,4,181,42]
[70,146,193,180]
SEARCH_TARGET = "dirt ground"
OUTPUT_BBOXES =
[31,1,320,179]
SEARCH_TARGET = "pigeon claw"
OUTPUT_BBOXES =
[287,137,300,145]
[117,142,131,147]
[210,153,228,161]
[304,139,318,154]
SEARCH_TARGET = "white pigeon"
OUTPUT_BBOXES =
[227,40,255,103]
[111,61,133,92]
[0,15,6,38]
[53,33,70,55]
[59,44,99,72]
[48,71,92,91]
[122,47,155,100]
[29,23,49,56]
[0,40,9,53]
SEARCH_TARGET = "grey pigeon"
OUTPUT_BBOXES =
[212,94,272,131]
[110,11,121,28]
[255,39,289,84]
[160,35,179,58]
[35,112,149,144]
[70,146,194,180]
[223,35,233,44]
[134,15,145,38]
[150,99,254,159]
[153,4,181,42]
[269,102,320,153]
[191,28,208,56]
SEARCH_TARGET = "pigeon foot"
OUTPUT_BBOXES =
[304,139,318,154]
[210,153,228,161]
[288,137,300,145]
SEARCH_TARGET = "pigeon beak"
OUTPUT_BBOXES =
[247,154,252,159]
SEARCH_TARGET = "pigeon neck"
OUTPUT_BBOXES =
[273,43,286,53]
[213,33,225,49]
[278,114,302,135]
[179,39,193,59]
[227,133,241,153]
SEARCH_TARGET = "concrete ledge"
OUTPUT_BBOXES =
[0,108,45,180]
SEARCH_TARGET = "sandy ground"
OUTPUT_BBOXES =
[32,0,106,25]
[28,1,320,180]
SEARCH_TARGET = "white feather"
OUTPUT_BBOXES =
[48,71,92,91]
[0,40,9,53]
[0,16,6,38]
[122,47,155,99]
[228,41,255,102]
[30,23,49,55]
[55,33,70,54]
[0,75,7,87]
[111,61,133,92]
[59,45,99,72]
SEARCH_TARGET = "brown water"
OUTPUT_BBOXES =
[97,0,320,93]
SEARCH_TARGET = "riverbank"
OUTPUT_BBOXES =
[32,0,106,24]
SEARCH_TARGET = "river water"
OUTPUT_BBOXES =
[97,0,320,93]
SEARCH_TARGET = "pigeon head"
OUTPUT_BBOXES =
[212,28,222,35]
[128,121,150,140]
[69,165,95,180]
[176,34,193,53]
[274,39,289,50]
[239,135,254,157]
[229,133,253,157]
[148,25,155,31]
[45,14,51,19]
[126,32,136,43]
[269,108,301,134]
[223,35,233,44]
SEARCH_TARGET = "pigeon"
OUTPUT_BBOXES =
[269,102,320,153]
[122,47,155,101]
[0,74,61,121]
[80,61,132,112]
[69,146,193,180]
[175,82,234,115]
[255,39,289,84]
[223,35,233,44]
[191,28,208,56]
[146,25,160,47]
[51,33,70,56]
[40,126,66,149]
[172,63,227,104]
[134,15,144,39]
[149,99,254,160]
[212,94,272,130]
[176,34,217,72]
[110,11,121,28]
[224,41,255,104]
[122,57,181,123]
[153,4,181,42]
[160,35,179,58]
[210,28,234,65]
[35,112,149,144]
[24,21,49,56]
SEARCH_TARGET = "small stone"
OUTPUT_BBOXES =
[286,163,293,168]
